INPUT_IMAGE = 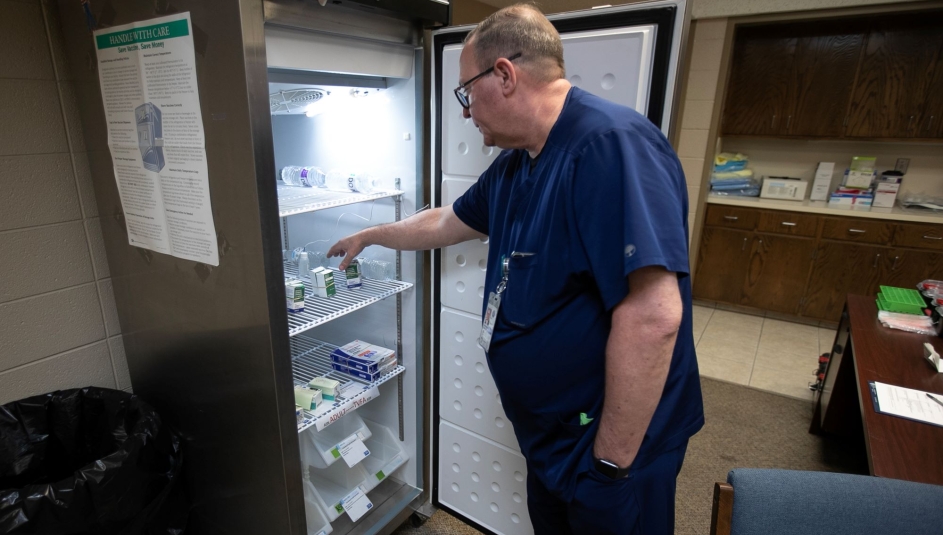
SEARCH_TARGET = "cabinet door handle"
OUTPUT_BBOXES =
[908,115,915,130]
[771,115,776,129]
[873,253,881,268]
[786,115,792,130]
[928,116,935,132]
[781,221,797,227]
[724,215,739,221]
[843,116,849,127]
[892,256,900,270]
[924,235,943,240]
[742,237,748,251]
[848,229,866,234]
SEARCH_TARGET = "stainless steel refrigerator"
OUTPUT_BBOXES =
[54,0,688,534]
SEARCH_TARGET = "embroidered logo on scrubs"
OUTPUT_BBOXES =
[625,244,636,257]
[579,413,594,426]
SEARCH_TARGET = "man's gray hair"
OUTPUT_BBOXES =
[465,3,565,82]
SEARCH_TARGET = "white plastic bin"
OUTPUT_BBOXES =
[299,413,373,469]
[307,458,370,522]
[360,419,410,492]
[302,479,333,535]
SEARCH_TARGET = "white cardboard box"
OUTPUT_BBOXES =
[761,177,808,201]
[873,181,901,208]
[810,162,835,201]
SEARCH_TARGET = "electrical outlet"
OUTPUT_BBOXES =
[895,158,910,174]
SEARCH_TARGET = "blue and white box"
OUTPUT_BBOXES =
[331,341,396,374]
[331,361,395,382]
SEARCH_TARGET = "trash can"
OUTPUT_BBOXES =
[0,387,187,534]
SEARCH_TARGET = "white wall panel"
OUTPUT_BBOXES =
[439,309,519,452]
[561,26,655,112]
[441,45,501,178]
[441,177,489,316]
[438,421,533,535]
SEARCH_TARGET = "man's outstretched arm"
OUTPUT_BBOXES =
[327,205,485,270]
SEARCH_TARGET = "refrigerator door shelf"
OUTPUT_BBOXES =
[292,336,405,434]
[360,418,410,492]
[283,263,413,337]
[300,412,374,469]
[305,459,371,523]
[277,184,405,218]
[303,479,334,535]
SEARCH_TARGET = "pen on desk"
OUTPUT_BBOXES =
[927,393,943,409]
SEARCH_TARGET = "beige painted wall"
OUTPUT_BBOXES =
[453,0,500,24]
[0,0,130,405]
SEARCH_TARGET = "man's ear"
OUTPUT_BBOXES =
[493,57,518,96]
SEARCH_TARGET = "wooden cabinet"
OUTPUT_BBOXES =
[786,22,865,137]
[722,12,943,141]
[742,234,817,313]
[694,204,943,322]
[802,242,885,320]
[693,227,752,303]
[722,25,797,136]
[880,248,943,289]
[846,14,943,139]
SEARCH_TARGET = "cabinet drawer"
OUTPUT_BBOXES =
[705,205,759,230]
[757,211,819,237]
[820,218,893,244]
[892,223,943,251]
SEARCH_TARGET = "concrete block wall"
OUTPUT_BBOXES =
[0,0,130,404]
[677,18,728,244]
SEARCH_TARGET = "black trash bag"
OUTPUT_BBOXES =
[0,387,187,534]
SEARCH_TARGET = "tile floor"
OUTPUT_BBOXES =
[693,303,837,400]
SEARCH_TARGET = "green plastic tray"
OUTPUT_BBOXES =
[876,285,926,315]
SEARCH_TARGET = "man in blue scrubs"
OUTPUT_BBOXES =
[329,4,703,533]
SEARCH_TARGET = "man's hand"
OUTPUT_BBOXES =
[328,232,369,271]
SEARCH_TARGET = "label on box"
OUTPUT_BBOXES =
[338,435,371,468]
[341,485,373,522]
[844,169,874,189]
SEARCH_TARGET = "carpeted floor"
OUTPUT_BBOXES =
[393,377,868,534]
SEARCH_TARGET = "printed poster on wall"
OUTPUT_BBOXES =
[93,12,219,266]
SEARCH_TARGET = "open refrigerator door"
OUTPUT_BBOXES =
[430,3,689,534]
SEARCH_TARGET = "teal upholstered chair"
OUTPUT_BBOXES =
[710,469,943,535]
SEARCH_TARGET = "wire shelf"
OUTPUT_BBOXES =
[277,185,404,217]
[292,336,404,434]
[284,262,412,337]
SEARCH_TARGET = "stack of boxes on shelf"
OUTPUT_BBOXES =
[709,152,759,197]
[330,341,397,382]
[820,156,904,209]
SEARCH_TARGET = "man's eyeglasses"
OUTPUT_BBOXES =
[453,52,522,109]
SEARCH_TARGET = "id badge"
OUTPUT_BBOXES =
[478,291,501,352]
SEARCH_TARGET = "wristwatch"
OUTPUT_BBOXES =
[593,457,630,480]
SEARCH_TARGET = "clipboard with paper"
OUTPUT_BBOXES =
[870,381,943,428]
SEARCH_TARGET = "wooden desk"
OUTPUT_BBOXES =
[812,295,943,485]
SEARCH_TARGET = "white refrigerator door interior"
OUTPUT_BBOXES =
[436,18,662,535]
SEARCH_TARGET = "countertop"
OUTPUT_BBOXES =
[706,195,943,224]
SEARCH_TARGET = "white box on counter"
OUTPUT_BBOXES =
[761,177,808,201]
[873,181,901,208]
[810,162,835,201]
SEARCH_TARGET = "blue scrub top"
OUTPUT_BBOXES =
[452,87,704,502]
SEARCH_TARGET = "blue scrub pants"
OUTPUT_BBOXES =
[527,441,688,535]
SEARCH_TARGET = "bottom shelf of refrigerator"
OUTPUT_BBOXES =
[301,418,416,534]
